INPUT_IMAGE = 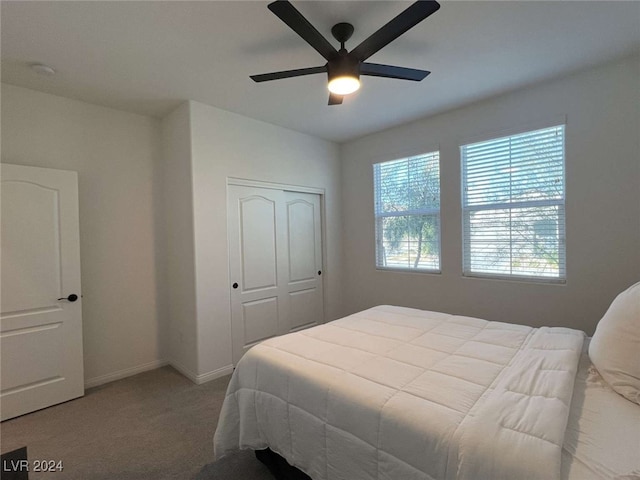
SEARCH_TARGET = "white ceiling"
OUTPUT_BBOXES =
[2,1,639,143]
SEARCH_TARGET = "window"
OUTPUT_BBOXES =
[461,125,566,281]
[374,152,440,271]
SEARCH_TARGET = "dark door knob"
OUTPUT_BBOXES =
[318,270,322,275]
[58,294,79,302]
[232,283,239,289]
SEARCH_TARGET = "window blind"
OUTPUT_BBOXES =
[374,152,440,271]
[461,125,566,281]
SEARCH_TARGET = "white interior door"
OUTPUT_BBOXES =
[228,184,324,364]
[1,163,84,421]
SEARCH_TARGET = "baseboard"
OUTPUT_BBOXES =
[169,360,233,385]
[85,359,233,389]
[194,364,234,384]
[167,359,198,383]
[84,359,168,389]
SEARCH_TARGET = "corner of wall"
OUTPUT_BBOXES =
[160,101,200,376]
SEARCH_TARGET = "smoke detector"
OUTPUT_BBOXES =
[30,63,56,76]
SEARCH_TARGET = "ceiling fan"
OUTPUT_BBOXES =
[251,0,441,105]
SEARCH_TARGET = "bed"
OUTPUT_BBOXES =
[214,284,640,480]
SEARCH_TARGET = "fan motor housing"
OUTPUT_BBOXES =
[327,54,360,82]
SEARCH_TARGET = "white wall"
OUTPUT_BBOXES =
[162,101,343,380]
[340,54,640,335]
[1,84,166,386]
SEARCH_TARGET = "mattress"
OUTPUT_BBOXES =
[561,339,640,480]
[214,305,587,480]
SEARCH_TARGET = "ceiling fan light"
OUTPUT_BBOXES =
[328,76,360,95]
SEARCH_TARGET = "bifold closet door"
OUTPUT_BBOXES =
[228,185,323,365]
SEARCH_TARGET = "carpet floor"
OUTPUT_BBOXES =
[1,366,275,480]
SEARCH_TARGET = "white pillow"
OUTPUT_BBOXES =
[589,281,640,404]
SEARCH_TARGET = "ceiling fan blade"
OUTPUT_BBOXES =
[350,1,440,62]
[328,92,343,105]
[250,66,326,82]
[361,63,430,81]
[268,1,338,61]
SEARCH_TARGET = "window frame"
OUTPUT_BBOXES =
[460,124,567,283]
[373,151,442,273]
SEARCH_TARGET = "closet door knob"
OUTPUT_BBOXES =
[232,283,239,289]
[58,294,79,302]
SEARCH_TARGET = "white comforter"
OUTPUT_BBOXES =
[214,306,585,480]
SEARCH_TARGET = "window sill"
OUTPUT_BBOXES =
[462,272,566,285]
[376,266,441,275]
